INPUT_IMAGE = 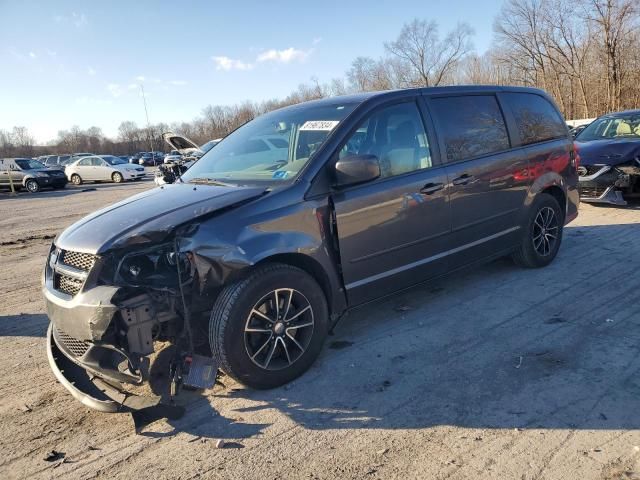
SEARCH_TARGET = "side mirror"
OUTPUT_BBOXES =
[334,154,380,187]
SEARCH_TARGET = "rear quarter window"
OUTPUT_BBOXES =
[504,92,567,145]
[430,95,510,163]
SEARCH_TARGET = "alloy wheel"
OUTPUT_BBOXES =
[244,288,314,371]
[532,206,558,256]
[26,180,39,193]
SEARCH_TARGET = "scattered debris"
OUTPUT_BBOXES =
[215,439,225,449]
[605,318,614,323]
[474,436,483,441]
[544,317,567,325]
[593,448,602,453]
[377,448,389,456]
[188,436,202,443]
[44,450,65,462]
[394,305,412,313]
[20,404,32,413]
[88,445,100,451]
[600,413,608,421]
[329,340,354,350]
[515,356,523,369]
[284,383,295,390]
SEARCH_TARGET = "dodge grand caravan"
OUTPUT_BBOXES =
[43,86,579,415]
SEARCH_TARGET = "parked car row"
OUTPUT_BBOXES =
[1,153,147,193]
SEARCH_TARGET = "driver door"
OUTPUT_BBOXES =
[331,99,451,306]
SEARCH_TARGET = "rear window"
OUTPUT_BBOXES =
[503,92,567,145]
[430,95,510,163]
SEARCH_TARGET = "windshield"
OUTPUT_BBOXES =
[15,159,45,170]
[102,155,127,165]
[577,114,640,141]
[182,102,358,185]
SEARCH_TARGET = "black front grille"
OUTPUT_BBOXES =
[61,250,95,271]
[55,273,83,296]
[55,328,90,357]
[580,186,608,199]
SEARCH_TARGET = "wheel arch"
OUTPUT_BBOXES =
[526,172,568,222]
[254,252,337,317]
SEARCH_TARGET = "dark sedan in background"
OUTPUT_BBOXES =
[576,109,640,205]
[0,158,67,192]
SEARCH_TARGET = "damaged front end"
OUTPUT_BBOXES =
[42,183,268,417]
[43,240,215,419]
[577,162,640,206]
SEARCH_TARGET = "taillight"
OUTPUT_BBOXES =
[571,142,580,170]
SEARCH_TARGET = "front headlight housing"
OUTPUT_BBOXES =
[116,245,191,288]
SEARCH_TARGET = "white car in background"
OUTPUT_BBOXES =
[65,155,146,185]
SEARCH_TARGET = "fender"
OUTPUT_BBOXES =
[182,196,348,317]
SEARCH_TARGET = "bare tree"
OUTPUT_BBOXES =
[586,0,638,111]
[385,19,474,87]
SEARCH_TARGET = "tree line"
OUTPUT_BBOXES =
[1,0,638,158]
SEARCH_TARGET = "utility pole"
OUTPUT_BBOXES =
[139,84,157,165]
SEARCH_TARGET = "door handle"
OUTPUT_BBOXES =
[451,174,474,186]
[419,182,445,195]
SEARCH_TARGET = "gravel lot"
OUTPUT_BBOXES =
[1,180,640,480]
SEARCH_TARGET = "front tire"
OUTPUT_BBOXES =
[512,193,563,268]
[112,172,124,183]
[25,179,40,193]
[209,263,329,389]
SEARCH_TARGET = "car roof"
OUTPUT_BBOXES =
[272,85,552,113]
[599,109,640,119]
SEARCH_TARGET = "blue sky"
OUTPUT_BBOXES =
[0,0,503,143]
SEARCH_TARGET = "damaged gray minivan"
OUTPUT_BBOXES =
[43,86,579,415]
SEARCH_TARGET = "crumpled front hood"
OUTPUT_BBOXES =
[576,138,640,166]
[55,183,265,254]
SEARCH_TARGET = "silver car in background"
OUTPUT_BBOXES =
[65,155,146,185]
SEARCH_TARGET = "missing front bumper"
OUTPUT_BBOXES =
[46,323,184,418]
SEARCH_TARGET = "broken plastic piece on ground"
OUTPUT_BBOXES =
[44,450,64,462]
[182,354,219,390]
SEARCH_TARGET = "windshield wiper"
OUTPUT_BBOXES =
[187,177,236,187]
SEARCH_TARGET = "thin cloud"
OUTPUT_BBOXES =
[169,80,188,86]
[212,56,253,71]
[257,47,311,64]
[87,66,96,75]
[72,12,88,28]
[53,12,88,28]
[135,75,146,82]
[29,52,37,59]
[312,37,323,45]
[106,83,123,98]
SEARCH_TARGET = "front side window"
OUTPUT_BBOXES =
[339,101,432,178]
[91,158,104,166]
[504,92,567,145]
[182,102,358,185]
[431,95,510,163]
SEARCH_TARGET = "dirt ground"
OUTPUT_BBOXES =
[1,180,640,480]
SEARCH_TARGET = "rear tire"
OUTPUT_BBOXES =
[71,174,82,185]
[209,263,329,389]
[512,193,563,268]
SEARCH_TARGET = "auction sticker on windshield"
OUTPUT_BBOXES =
[300,120,340,131]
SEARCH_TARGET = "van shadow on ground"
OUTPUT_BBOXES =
[155,221,640,439]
